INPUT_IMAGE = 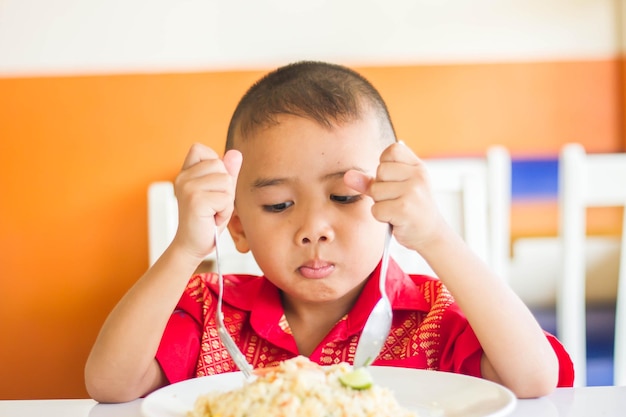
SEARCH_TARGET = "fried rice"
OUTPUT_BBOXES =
[188,356,417,417]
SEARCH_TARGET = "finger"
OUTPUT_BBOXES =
[344,169,374,194]
[379,141,420,165]
[181,143,220,170]
[178,159,225,183]
[376,158,429,184]
[179,176,235,225]
[213,192,237,227]
[180,171,235,196]
[223,149,243,179]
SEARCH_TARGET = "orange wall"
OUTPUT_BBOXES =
[0,60,622,399]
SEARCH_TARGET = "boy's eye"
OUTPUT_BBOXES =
[330,194,362,204]
[262,201,294,213]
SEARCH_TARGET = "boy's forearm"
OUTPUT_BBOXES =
[85,243,202,402]
[417,227,559,398]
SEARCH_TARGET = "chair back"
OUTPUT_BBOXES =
[558,143,626,386]
[148,145,511,278]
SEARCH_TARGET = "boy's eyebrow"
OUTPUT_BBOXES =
[251,167,368,189]
[252,177,287,189]
[321,167,366,181]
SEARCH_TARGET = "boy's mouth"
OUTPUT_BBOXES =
[298,260,335,279]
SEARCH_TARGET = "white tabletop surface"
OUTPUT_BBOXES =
[1,386,624,417]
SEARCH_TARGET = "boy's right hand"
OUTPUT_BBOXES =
[171,143,242,262]
[344,142,447,254]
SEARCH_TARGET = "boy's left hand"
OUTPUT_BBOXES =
[344,142,447,252]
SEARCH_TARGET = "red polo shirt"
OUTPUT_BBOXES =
[156,258,574,386]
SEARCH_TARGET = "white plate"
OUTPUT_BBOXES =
[142,367,516,417]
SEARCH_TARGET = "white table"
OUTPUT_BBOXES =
[1,386,625,416]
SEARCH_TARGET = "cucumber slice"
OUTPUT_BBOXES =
[339,367,374,390]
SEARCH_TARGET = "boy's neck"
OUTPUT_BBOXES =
[281,286,363,356]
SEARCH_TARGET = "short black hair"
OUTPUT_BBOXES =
[225,61,397,150]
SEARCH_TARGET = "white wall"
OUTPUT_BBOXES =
[0,0,619,76]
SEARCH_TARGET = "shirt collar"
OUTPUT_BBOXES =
[206,273,297,350]
[211,257,432,340]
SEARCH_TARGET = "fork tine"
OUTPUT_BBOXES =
[214,227,254,379]
[353,225,393,368]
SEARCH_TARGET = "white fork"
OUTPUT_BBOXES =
[214,227,254,379]
[353,225,393,368]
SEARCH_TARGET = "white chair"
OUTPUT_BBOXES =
[147,145,511,279]
[557,143,626,386]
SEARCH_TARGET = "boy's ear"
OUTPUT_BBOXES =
[227,209,250,253]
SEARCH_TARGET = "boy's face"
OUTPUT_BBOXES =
[228,112,389,306]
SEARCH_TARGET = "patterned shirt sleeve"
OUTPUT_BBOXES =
[155,278,204,384]
[426,280,483,377]
[427,279,575,387]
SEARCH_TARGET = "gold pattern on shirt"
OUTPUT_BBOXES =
[278,314,291,334]
[419,280,453,368]
[189,273,455,376]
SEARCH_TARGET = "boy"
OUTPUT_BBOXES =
[85,61,573,403]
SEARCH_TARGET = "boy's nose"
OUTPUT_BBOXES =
[299,232,332,245]
[295,212,335,246]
